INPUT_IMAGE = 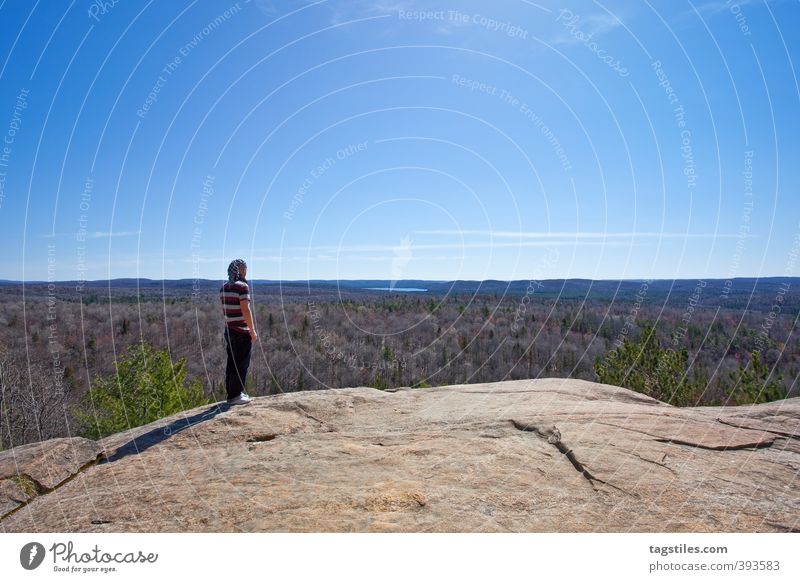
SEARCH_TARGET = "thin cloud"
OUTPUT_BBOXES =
[40,230,141,239]
[333,254,454,262]
[551,10,626,45]
[326,0,410,25]
[183,255,309,263]
[691,0,765,17]
[252,0,278,16]
[678,0,787,25]
[89,230,141,239]
[287,240,633,254]
[416,230,751,239]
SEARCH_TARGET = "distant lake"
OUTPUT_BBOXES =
[365,287,428,292]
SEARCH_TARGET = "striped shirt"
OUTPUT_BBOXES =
[220,280,251,334]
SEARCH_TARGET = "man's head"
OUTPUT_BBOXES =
[227,258,247,283]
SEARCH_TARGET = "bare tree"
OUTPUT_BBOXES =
[0,347,69,450]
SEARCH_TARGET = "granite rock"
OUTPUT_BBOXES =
[1,379,798,532]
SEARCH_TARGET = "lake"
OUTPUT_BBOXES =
[365,287,428,292]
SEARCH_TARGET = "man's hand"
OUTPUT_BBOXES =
[240,299,258,342]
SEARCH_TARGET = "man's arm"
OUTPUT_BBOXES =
[240,299,258,342]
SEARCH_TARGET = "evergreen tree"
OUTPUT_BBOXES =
[723,351,785,405]
[594,324,698,406]
[76,342,209,439]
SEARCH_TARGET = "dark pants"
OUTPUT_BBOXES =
[224,329,252,400]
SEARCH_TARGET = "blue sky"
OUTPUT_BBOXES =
[0,0,797,281]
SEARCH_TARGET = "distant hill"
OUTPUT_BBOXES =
[2,277,797,310]
[4,276,798,295]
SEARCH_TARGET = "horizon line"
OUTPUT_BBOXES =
[2,275,798,284]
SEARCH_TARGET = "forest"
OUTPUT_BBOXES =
[0,278,797,448]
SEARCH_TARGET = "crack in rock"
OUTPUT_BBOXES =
[608,444,677,475]
[0,454,105,522]
[654,437,776,451]
[715,418,800,441]
[293,403,337,432]
[766,521,800,533]
[510,420,634,497]
[246,434,277,443]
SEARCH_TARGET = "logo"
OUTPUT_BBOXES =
[20,542,46,570]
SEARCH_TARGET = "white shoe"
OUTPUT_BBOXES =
[227,393,252,406]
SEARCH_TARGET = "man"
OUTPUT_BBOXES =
[220,259,258,405]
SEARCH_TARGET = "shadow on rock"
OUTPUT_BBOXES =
[102,403,231,464]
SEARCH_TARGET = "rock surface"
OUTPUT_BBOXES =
[0,437,102,517]
[1,378,798,532]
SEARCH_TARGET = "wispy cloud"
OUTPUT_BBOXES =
[89,230,141,239]
[181,254,445,264]
[416,229,750,239]
[286,240,633,254]
[251,0,277,17]
[678,0,787,26]
[691,0,764,17]
[41,230,141,239]
[325,0,410,25]
[182,254,313,264]
[551,8,626,45]
[272,229,752,256]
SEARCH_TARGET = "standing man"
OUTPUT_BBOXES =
[220,259,258,405]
